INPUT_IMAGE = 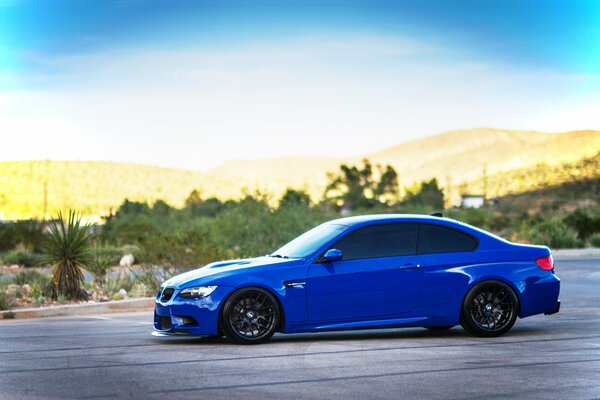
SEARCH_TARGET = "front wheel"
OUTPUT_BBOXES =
[461,281,518,337]
[220,287,280,344]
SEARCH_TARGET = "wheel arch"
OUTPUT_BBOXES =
[461,277,522,319]
[217,285,287,334]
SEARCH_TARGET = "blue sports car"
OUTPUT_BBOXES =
[154,214,560,343]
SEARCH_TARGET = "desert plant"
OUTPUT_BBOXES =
[13,270,49,286]
[589,233,600,248]
[1,250,45,267]
[42,211,94,300]
[0,291,16,311]
[85,245,114,286]
[524,220,582,249]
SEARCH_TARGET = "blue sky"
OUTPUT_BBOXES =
[1,0,599,169]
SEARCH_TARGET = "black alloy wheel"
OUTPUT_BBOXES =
[221,287,280,344]
[461,280,518,337]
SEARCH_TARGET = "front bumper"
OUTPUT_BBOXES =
[153,286,231,336]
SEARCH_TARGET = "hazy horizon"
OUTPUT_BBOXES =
[1,1,599,170]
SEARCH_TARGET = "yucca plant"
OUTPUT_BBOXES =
[42,211,94,300]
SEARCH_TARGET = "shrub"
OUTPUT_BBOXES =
[14,270,49,286]
[589,233,600,248]
[524,220,582,249]
[0,291,16,311]
[139,229,221,272]
[1,250,44,267]
[0,220,45,252]
[564,208,600,241]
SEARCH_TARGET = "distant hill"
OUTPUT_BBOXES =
[463,152,600,211]
[0,161,219,220]
[207,128,600,196]
[2,128,600,219]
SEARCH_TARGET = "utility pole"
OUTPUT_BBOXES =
[482,164,488,206]
[43,181,47,221]
[43,159,49,221]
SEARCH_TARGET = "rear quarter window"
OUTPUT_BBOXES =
[417,223,478,254]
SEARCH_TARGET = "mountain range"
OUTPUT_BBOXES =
[1,128,599,219]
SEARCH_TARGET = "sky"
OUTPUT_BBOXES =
[1,0,599,170]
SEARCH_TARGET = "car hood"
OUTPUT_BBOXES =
[161,256,302,289]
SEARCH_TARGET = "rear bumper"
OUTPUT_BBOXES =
[519,272,561,318]
[544,299,561,315]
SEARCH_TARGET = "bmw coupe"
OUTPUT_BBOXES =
[154,214,561,343]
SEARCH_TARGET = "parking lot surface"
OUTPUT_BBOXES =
[1,258,599,399]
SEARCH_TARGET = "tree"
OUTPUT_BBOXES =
[564,208,600,241]
[403,178,445,210]
[279,189,311,208]
[324,159,399,210]
[42,211,94,300]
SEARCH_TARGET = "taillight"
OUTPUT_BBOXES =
[536,255,554,271]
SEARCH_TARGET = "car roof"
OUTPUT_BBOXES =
[326,214,458,227]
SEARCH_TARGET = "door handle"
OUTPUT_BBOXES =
[398,263,420,270]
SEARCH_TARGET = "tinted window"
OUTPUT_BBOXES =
[417,224,477,254]
[331,224,417,261]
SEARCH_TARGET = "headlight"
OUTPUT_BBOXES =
[179,285,217,299]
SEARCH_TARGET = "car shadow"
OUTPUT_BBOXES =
[150,325,550,346]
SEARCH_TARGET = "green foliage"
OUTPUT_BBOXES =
[13,270,49,286]
[1,250,44,267]
[279,189,311,208]
[207,194,331,258]
[184,190,225,217]
[104,276,134,295]
[589,233,600,248]
[0,291,16,311]
[403,178,444,210]
[139,229,221,271]
[0,220,45,252]
[42,211,94,300]
[324,159,399,210]
[563,208,600,241]
[522,220,582,249]
[85,246,113,285]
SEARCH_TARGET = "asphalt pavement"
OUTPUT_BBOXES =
[1,258,599,400]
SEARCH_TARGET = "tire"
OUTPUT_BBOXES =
[220,287,280,344]
[461,280,518,337]
[426,325,454,331]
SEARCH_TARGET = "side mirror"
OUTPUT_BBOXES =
[322,248,343,262]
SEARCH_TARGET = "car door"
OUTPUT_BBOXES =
[306,223,425,323]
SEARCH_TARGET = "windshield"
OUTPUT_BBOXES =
[272,223,347,258]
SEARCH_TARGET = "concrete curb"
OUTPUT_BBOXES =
[2,297,154,320]
[553,248,600,258]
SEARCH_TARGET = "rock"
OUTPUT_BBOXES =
[7,284,19,292]
[118,288,128,298]
[21,284,31,295]
[119,254,135,267]
[9,265,19,273]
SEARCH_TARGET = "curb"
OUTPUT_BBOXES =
[553,248,600,258]
[2,297,155,320]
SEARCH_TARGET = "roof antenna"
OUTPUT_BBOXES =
[430,212,443,217]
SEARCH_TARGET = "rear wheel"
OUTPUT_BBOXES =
[461,280,518,337]
[221,287,280,344]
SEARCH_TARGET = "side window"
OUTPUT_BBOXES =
[417,224,477,254]
[331,224,417,261]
